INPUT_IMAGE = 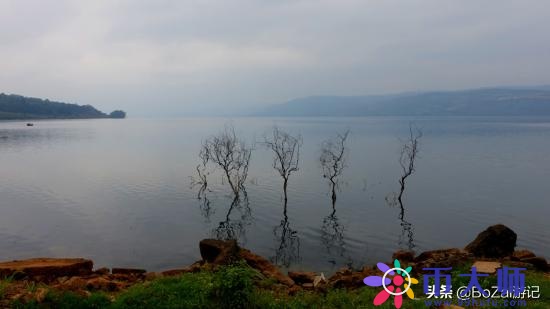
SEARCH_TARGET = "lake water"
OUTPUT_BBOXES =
[0,117,549,273]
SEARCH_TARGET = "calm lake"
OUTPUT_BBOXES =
[0,117,549,273]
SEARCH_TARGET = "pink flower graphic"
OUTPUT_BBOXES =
[363,260,418,308]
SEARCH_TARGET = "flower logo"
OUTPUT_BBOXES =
[363,259,419,308]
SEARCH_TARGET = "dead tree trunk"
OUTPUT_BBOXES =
[397,124,422,205]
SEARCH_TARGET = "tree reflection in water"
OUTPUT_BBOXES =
[386,193,415,250]
[398,207,415,251]
[272,200,300,267]
[214,191,252,243]
[318,130,354,266]
[321,204,346,258]
[198,192,213,222]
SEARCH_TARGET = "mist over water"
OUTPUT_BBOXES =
[0,117,549,273]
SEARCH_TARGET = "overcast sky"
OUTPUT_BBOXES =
[1,0,549,116]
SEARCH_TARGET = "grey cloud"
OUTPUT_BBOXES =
[0,0,549,116]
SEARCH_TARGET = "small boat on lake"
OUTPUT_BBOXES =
[26,123,34,127]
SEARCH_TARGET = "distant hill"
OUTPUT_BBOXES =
[258,87,550,116]
[0,93,126,120]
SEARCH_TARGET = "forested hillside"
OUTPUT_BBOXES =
[0,93,125,119]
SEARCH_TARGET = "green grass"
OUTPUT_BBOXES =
[0,275,15,299]
[5,261,550,308]
[0,281,9,299]
[11,291,111,309]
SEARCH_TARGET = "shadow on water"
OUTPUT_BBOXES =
[271,199,301,267]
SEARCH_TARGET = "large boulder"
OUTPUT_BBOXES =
[465,224,517,258]
[199,239,240,265]
[0,258,93,281]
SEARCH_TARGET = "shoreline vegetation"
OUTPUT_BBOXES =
[0,225,548,308]
[0,93,125,120]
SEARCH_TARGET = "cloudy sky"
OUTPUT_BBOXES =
[1,0,549,116]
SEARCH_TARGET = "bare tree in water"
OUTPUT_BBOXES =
[202,125,252,198]
[263,127,302,201]
[320,130,350,204]
[385,124,421,250]
[397,124,422,204]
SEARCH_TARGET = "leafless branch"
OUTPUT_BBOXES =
[202,125,252,198]
[397,124,422,204]
[263,126,302,201]
[320,130,350,204]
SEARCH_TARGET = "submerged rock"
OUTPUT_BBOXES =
[465,224,517,258]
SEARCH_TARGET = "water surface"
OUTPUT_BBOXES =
[0,117,548,273]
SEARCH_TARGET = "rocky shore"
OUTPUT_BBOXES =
[0,224,548,306]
